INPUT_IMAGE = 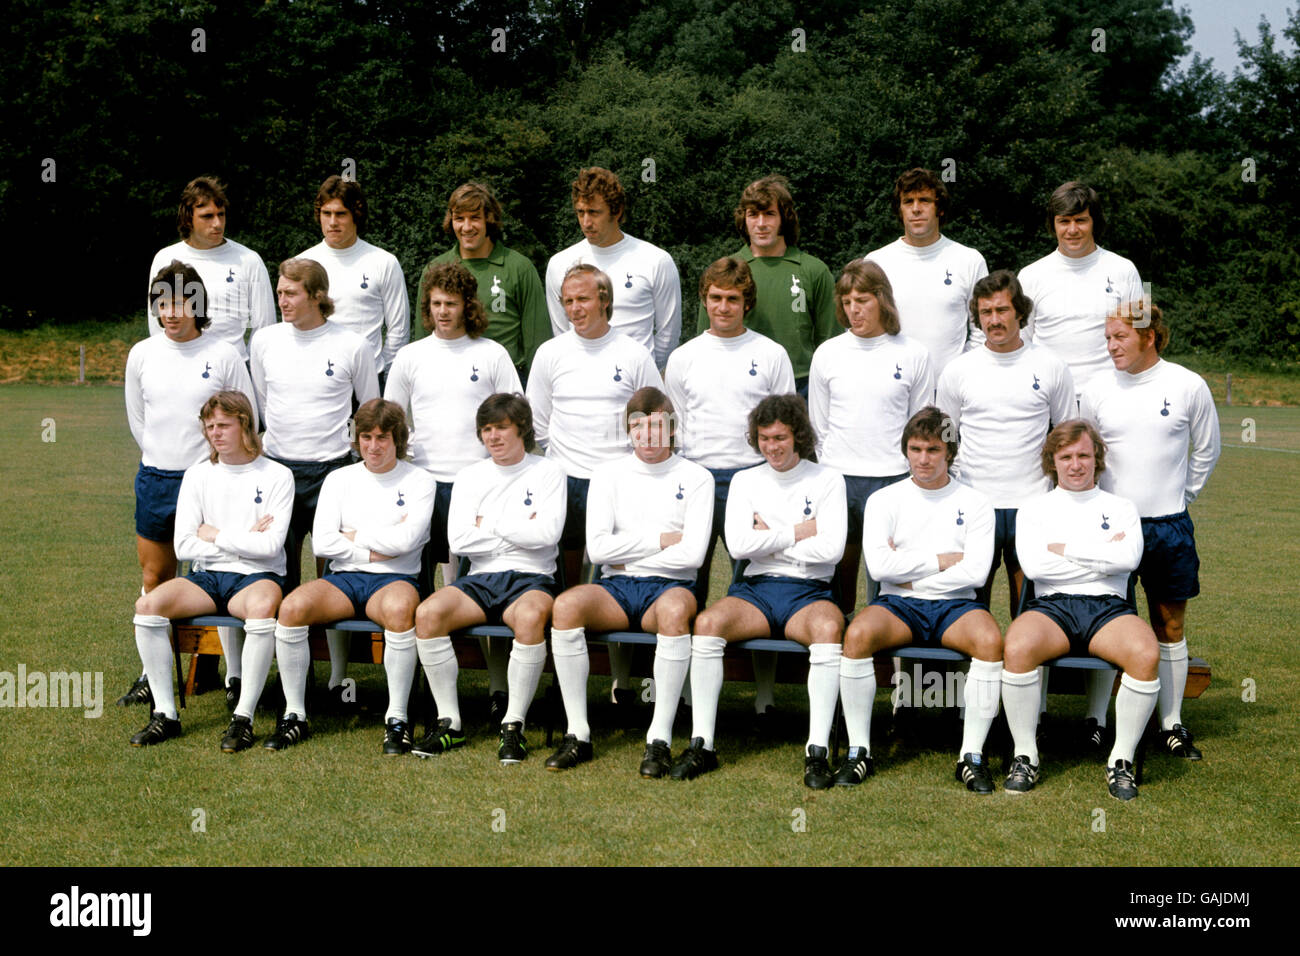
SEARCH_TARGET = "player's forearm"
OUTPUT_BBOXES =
[865,545,940,583]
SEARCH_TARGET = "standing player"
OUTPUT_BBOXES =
[809,259,934,614]
[147,176,275,362]
[420,182,550,382]
[1018,181,1143,737]
[119,261,255,709]
[545,167,681,368]
[386,261,522,720]
[268,399,435,754]
[1081,303,1220,760]
[251,258,378,706]
[695,175,836,393]
[936,270,1074,616]
[297,176,409,384]
[128,391,293,749]
[545,388,714,774]
[838,407,1002,791]
[412,394,566,764]
[1001,421,1160,800]
[669,395,847,789]
[863,168,988,377]
[1018,181,1142,396]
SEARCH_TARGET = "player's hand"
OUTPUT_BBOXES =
[475,515,483,527]
[197,523,220,542]
[887,537,896,550]
[937,551,963,570]
[397,513,407,523]
[660,531,683,549]
[249,515,274,533]
[1047,542,1066,555]
[612,563,626,571]
[752,513,770,530]
[370,550,394,562]
[342,529,357,542]
[528,512,537,520]
[794,518,817,542]
[899,581,913,590]
[1108,532,1125,542]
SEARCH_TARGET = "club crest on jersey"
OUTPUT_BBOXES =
[1032,374,1040,391]
[894,364,902,380]
[676,484,684,500]
[625,273,634,289]
[749,360,758,377]
[325,360,335,377]
[360,274,369,289]
[396,490,405,506]
[790,276,806,313]
[1161,398,1170,417]
[254,487,263,504]
[613,365,622,382]
[1101,514,1110,530]
[201,362,211,379]
[956,509,964,526]
[226,269,235,283]
[491,274,506,313]
[470,365,479,382]
[803,496,812,516]
[523,489,532,506]
[944,269,953,286]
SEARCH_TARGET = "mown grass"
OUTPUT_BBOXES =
[1,386,1297,866]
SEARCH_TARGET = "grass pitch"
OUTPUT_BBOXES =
[1,385,1297,866]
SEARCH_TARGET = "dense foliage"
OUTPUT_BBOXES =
[3,0,1296,358]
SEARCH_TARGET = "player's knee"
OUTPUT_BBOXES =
[277,593,309,627]
[809,614,843,645]
[415,599,442,638]
[693,608,722,638]
[1158,614,1184,643]
[551,592,580,630]
[246,595,280,620]
[1129,638,1159,680]
[134,593,156,616]
[842,619,870,658]
[972,624,1004,662]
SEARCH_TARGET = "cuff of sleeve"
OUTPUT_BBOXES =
[352,545,371,564]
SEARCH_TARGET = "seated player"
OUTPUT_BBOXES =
[1001,420,1160,801]
[839,407,1002,791]
[670,395,847,788]
[269,399,435,754]
[412,393,566,764]
[546,387,714,774]
[129,391,292,748]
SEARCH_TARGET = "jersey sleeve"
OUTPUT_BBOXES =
[446,468,505,558]
[663,351,692,457]
[807,349,831,459]
[651,253,683,368]
[213,468,294,560]
[312,471,370,565]
[1050,359,1077,425]
[785,471,847,566]
[174,468,224,563]
[352,337,381,404]
[935,365,962,437]
[249,332,269,430]
[490,461,566,549]
[724,472,796,560]
[354,473,434,559]
[544,255,569,339]
[222,351,260,431]
[810,260,839,349]
[862,492,943,584]
[921,493,994,591]
[910,345,936,411]
[1185,378,1221,505]
[379,257,410,372]
[585,467,661,566]
[1060,499,1143,576]
[524,346,554,450]
[659,467,715,574]
[246,254,276,336]
[383,349,413,419]
[125,344,147,451]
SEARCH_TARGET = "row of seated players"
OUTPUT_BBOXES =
[131,384,1168,803]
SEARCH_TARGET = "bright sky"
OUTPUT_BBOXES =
[1178,0,1296,76]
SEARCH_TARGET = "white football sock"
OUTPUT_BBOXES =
[417,636,461,731]
[326,629,350,689]
[752,649,777,712]
[383,628,417,723]
[504,640,547,728]
[960,658,1003,756]
[234,618,276,720]
[480,635,509,695]
[1085,667,1115,726]
[648,633,691,744]
[133,613,177,719]
[1002,668,1041,765]
[274,623,311,719]
[1110,672,1160,764]
[217,625,244,682]
[688,635,727,750]
[839,655,876,753]
[550,626,591,741]
[1158,639,1188,730]
[608,642,632,695]
[806,643,842,752]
